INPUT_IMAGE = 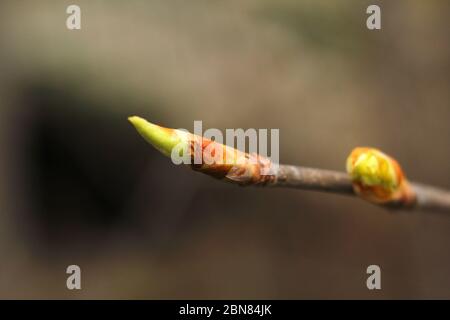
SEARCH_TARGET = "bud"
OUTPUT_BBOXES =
[128,116,275,185]
[346,147,415,206]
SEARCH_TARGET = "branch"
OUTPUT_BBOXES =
[270,165,450,214]
[409,183,450,214]
[270,165,353,194]
[128,116,450,214]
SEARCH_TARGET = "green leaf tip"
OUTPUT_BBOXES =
[128,116,186,157]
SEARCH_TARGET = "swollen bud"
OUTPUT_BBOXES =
[346,147,415,206]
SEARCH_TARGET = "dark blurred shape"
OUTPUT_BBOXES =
[23,84,149,244]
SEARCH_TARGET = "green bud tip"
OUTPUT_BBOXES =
[128,116,186,157]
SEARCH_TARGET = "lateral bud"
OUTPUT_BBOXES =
[346,147,416,207]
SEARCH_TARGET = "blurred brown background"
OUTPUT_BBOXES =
[0,0,449,299]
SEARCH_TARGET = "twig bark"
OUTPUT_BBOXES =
[410,183,450,214]
[268,165,450,214]
[271,165,353,194]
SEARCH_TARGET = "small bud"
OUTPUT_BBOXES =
[346,147,415,206]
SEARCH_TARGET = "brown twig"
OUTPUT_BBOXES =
[410,183,450,214]
[267,165,450,214]
[270,165,353,194]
